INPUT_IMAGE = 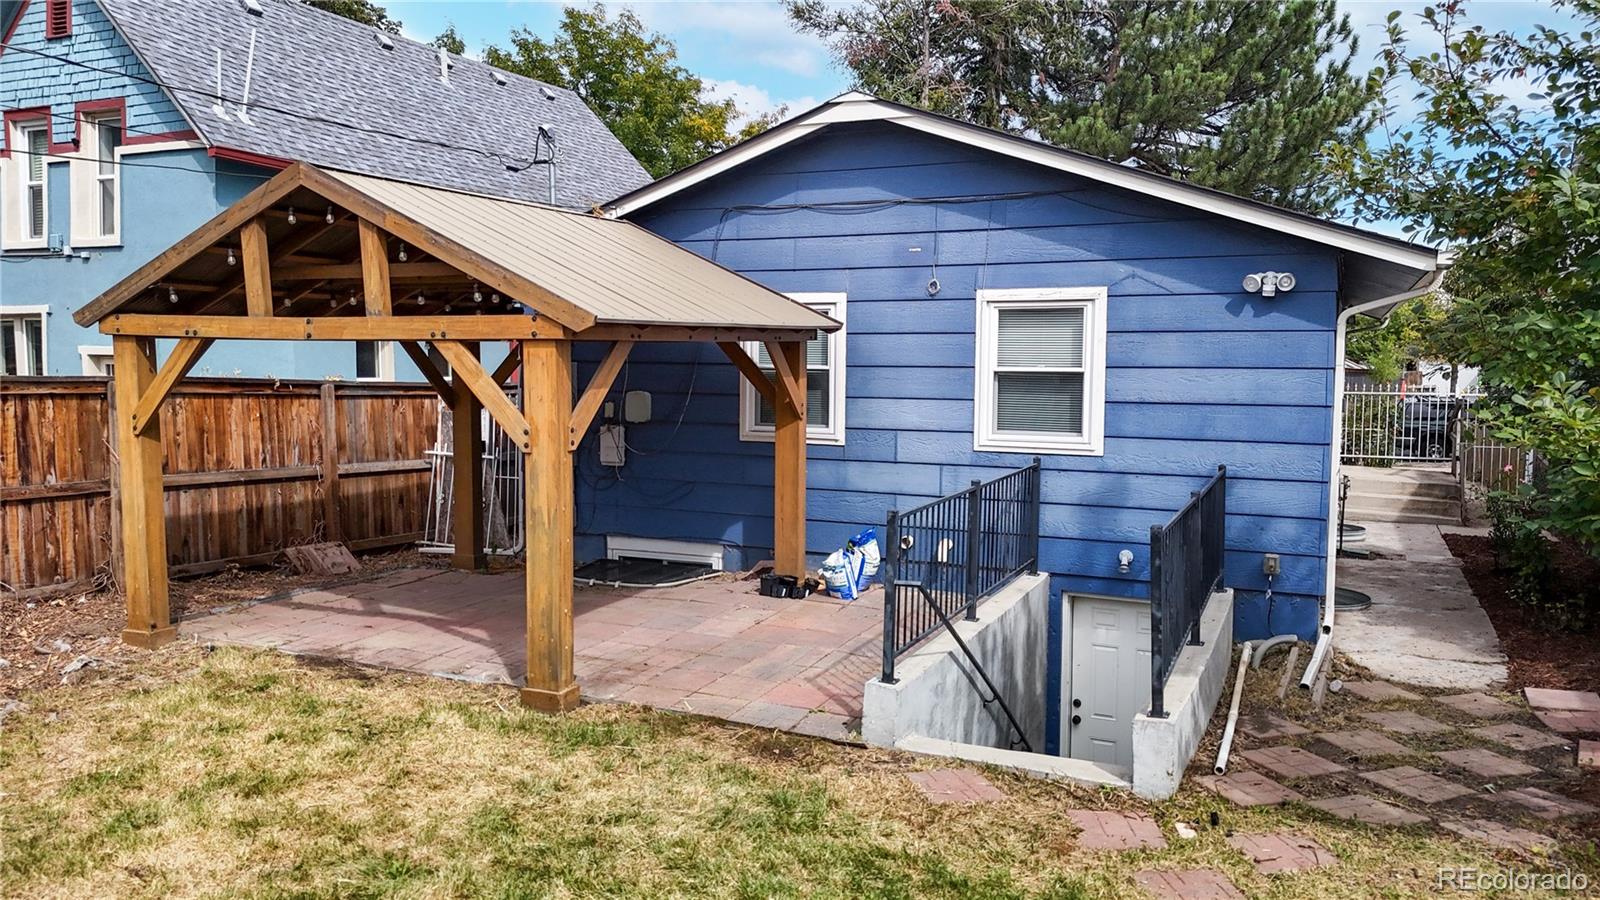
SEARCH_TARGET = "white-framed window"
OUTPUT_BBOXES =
[355,341,395,381]
[974,287,1107,456]
[4,118,50,249]
[68,112,123,246]
[738,292,845,445]
[1,306,49,375]
[91,113,121,239]
[79,345,114,376]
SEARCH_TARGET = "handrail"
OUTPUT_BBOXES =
[911,582,1032,752]
[1148,464,1227,719]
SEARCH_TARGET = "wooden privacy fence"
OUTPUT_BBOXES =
[1,376,438,595]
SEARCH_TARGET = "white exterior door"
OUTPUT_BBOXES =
[1068,596,1151,768]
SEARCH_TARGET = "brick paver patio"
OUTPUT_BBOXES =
[1134,869,1243,899]
[182,568,882,737]
[1439,818,1555,853]
[906,769,1006,804]
[1307,794,1429,826]
[1358,710,1453,735]
[1237,713,1309,740]
[1478,723,1569,752]
[1360,766,1475,803]
[1524,688,1600,711]
[1500,787,1599,820]
[1238,745,1347,779]
[1341,680,1422,702]
[1067,810,1167,851]
[1226,832,1338,874]
[1434,748,1539,779]
[1532,708,1600,734]
[1436,692,1517,718]
[1315,729,1412,759]
[1581,740,1599,770]
[1195,770,1304,807]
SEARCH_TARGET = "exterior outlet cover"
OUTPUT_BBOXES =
[599,424,625,466]
[623,390,651,423]
[1262,553,1281,576]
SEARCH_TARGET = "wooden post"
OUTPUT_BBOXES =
[358,218,392,316]
[772,340,807,577]
[451,341,486,570]
[239,218,273,318]
[521,339,578,712]
[320,382,342,542]
[113,335,174,648]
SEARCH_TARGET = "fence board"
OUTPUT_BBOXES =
[0,376,437,593]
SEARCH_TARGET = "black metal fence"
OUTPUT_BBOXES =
[1148,464,1227,718]
[880,459,1042,683]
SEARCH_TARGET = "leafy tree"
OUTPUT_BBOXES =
[485,5,776,177]
[302,0,400,34]
[1345,293,1451,384]
[431,24,466,56]
[1332,0,1600,552]
[787,0,1376,212]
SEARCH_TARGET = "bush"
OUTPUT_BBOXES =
[1487,490,1593,631]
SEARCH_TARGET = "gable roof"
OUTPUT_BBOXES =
[74,162,838,335]
[95,0,650,209]
[607,92,1444,306]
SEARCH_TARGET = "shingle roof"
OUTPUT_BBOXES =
[98,0,650,209]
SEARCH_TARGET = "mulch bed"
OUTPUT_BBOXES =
[1442,531,1600,695]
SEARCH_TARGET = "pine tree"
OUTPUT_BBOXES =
[788,0,1376,212]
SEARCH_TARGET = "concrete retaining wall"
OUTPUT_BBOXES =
[863,573,1050,751]
[1131,589,1235,799]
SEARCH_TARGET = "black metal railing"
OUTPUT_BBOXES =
[880,459,1042,683]
[1149,464,1227,718]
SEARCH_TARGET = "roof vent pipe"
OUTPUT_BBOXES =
[235,28,258,125]
[437,47,452,84]
[534,125,558,205]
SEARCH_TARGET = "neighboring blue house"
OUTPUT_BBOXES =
[0,0,647,379]
[573,94,1442,757]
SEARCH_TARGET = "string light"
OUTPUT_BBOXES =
[347,291,358,306]
[415,291,425,306]
[397,243,408,262]
[490,292,500,304]
[226,246,236,266]
[325,205,336,224]
[473,283,483,303]
[286,207,297,225]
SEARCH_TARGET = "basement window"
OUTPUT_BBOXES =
[974,287,1107,456]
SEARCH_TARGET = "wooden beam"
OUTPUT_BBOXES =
[101,313,563,341]
[130,336,213,435]
[579,324,819,343]
[717,341,777,405]
[772,340,808,578]
[431,340,530,452]
[319,382,342,542]
[568,341,632,450]
[397,340,455,403]
[113,336,174,648]
[358,219,393,316]
[239,218,274,318]
[274,260,461,283]
[763,339,805,415]
[200,217,351,313]
[451,341,486,571]
[521,338,579,712]
[491,343,522,385]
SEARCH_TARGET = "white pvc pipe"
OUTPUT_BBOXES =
[1300,267,1448,690]
[1214,641,1254,775]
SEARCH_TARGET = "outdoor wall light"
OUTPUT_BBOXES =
[1118,549,1134,574]
[1242,271,1296,298]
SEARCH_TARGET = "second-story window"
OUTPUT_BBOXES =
[23,123,48,241]
[93,114,120,237]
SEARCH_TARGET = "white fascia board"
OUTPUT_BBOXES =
[604,121,827,219]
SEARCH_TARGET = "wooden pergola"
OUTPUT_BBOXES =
[74,163,838,711]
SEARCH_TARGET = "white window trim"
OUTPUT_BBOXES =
[355,340,396,381]
[738,292,846,446]
[78,344,113,375]
[4,118,51,250]
[1,304,50,375]
[69,113,122,247]
[974,286,1107,456]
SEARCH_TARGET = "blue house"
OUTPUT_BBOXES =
[0,0,646,379]
[558,93,1444,757]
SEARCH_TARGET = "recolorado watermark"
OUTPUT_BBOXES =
[1438,867,1591,892]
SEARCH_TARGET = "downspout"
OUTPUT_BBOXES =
[1299,265,1448,689]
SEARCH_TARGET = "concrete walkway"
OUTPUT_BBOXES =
[1336,523,1508,689]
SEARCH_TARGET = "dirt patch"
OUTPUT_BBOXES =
[1442,531,1600,694]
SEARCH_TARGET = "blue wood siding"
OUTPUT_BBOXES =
[594,122,1336,640]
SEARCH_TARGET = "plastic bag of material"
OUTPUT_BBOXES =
[851,528,881,583]
[821,546,864,601]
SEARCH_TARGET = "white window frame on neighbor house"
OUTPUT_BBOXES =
[69,111,123,247]
[79,345,114,375]
[4,117,51,250]
[974,287,1108,456]
[1,305,50,375]
[355,340,395,381]
[738,292,846,446]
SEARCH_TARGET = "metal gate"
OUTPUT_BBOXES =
[1341,381,1483,464]
[419,385,525,556]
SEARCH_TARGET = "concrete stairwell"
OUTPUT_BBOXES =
[1342,465,1463,526]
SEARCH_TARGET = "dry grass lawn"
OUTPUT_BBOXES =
[0,646,1589,898]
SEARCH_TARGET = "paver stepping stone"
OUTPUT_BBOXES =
[1358,710,1453,735]
[1435,748,1539,779]
[1342,680,1422,702]
[1308,794,1429,826]
[1134,869,1243,899]
[1315,729,1413,759]
[1239,745,1347,779]
[1437,692,1518,717]
[1500,787,1599,820]
[906,769,1005,804]
[1533,708,1600,734]
[1360,766,1475,803]
[1580,740,1599,770]
[1524,688,1600,711]
[1479,722,1568,751]
[1238,713,1309,740]
[1227,832,1338,874]
[1067,810,1167,850]
[1195,770,1304,807]
[1439,818,1555,854]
